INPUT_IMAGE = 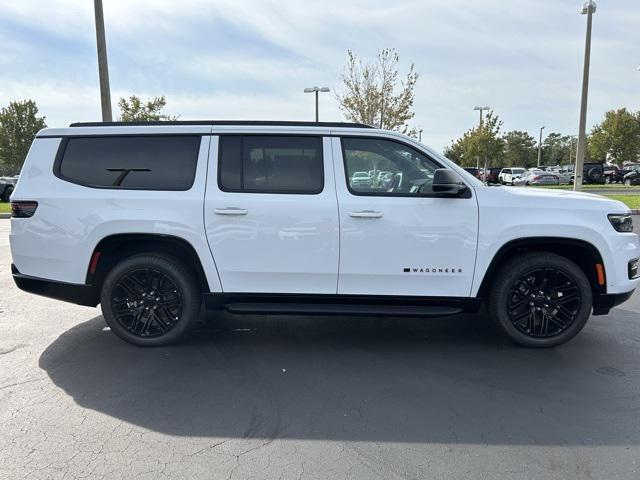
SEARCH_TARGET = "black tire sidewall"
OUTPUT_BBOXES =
[100,254,201,346]
[489,253,593,347]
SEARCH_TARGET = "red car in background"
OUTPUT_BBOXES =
[482,167,502,184]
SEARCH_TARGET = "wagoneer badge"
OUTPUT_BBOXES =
[403,267,463,273]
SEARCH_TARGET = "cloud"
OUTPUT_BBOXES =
[1,0,638,150]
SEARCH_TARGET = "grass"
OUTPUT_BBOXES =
[0,202,10,214]
[603,195,640,210]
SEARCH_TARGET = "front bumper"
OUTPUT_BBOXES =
[592,289,635,316]
[12,264,98,307]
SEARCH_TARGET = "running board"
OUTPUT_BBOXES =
[203,293,480,317]
[224,303,462,317]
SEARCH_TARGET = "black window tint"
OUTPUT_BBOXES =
[59,136,201,190]
[219,136,241,190]
[219,135,323,194]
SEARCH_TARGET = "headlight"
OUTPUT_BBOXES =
[608,214,634,233]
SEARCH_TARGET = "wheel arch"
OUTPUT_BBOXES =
[476,237,606,300]
[85,233,211,297]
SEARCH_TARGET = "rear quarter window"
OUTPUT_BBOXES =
[56,135,201,190]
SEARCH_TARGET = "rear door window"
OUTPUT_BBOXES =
[57,135,201,190]
[218,135,323,194]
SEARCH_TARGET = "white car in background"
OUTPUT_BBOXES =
[513,169,560,186]
[499,168,526,185]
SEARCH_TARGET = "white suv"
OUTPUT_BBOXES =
[499,167,527,185]
[9,121,640,347]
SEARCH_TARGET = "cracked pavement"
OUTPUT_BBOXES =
[1,219,640,479]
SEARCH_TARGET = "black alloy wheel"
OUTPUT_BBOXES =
[101,254,200,346]
[507,267,581,338]
[489,252,592,347]
[111,267,183,338]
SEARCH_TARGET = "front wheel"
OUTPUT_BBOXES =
[100,254,201,346]
[488,252,592,347]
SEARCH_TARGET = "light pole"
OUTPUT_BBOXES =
[94,0,112,122]
[473,106,490,169]
[574,0,597,192]
[537,126,545,168]
[418,129,423,142]
[304,86,330,122]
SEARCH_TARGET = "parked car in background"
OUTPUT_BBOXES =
[498,168,526,185]
[0,176,18,202]
[351,171,372,187]
[545,166,570,184]
[570,162,605,185]
[623,167,640,186]
[463,167,481,180]
[513,169,560,186]
[482,167,502,184]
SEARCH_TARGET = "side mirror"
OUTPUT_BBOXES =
[432,169,469,197]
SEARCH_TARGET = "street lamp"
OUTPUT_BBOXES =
[418,129,423,142]
[473,106,490,169]
[304,86,330,122]
[537,126,545,168]
[574,0,597,191]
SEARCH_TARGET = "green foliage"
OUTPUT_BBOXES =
[337,48,418,134]
[588,108,640,167]
[542,133,577,166]
[0,100,47,174]
[117,95,178,122]
[443,111,504,168]
[503,130,537,168]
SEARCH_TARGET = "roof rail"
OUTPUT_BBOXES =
[69,120,374,128]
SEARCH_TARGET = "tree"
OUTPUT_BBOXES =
[336,48,418,133]
[117,95,178,122]
[502,130,537,168]
[444,111,505,168]
[588,108,640,167]
[0,100,47,174]
[542,133,576,166]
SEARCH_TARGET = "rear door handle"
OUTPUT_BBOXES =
[214,207,248,216]
[349,210,384,218]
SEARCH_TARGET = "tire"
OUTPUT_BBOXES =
[100,254,201,346]
[488,252,592,348]
[587,168,603,183]
[1,185,13,202]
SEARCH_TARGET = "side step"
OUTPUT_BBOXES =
[224,302,462,317]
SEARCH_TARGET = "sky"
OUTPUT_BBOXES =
[0,0,638,150]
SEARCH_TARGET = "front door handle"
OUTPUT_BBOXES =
[349,210,384,218]
[214,207,248,216]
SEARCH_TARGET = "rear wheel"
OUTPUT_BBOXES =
[488,252,592,347]
[100,254,201,346]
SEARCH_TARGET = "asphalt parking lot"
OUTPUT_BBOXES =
[1,219,640,479]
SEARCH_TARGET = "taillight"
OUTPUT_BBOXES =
[533,176,541,181]
[11,201,38,218]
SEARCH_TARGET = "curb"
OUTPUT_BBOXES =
[0,213,10,219]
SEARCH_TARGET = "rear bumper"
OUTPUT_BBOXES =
[592,290,635,316]
[12,264,98,307]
